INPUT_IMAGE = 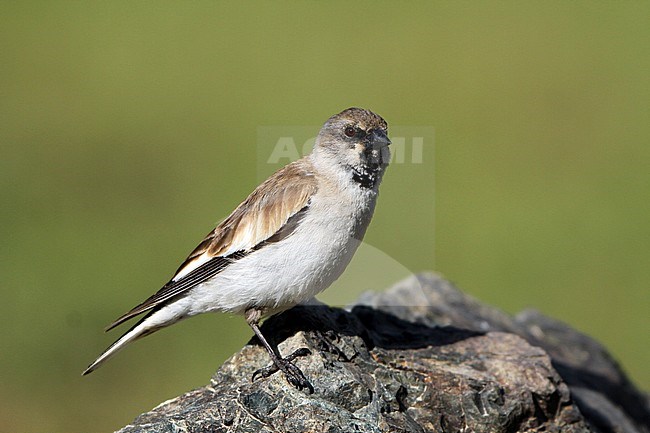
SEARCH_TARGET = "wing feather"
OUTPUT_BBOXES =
[105,159,317,331]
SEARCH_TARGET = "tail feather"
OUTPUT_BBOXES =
[82,317,150,376]
[82,310,164,376]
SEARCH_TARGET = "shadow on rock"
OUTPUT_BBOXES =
[254,304,483,353]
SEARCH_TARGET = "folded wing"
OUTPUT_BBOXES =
[105,160,318,331]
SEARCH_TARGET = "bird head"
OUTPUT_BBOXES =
[313,107,391,187]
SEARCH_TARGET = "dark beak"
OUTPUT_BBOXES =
[370,129,391,146]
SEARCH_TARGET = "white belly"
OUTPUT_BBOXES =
[184,189,376,316]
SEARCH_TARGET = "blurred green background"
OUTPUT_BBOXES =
[1,2,648,432]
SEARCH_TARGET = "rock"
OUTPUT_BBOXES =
[357,273,650,433]
[116,273,649,433]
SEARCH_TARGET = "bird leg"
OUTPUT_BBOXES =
[245,308,314,393]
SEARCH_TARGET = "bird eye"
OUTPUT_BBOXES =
[344,126,356,137]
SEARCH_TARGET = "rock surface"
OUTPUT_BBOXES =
[116,273,649,433]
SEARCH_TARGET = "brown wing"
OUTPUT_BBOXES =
[105,159,318,331]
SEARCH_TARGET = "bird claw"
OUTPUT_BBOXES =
[312,330,349,361]
[281,358,314,393]
[251,347,314,393]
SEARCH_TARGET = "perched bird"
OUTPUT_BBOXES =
[83,107,391,391]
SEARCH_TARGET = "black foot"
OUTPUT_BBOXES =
[252,348,314,393]
[312,330,349,361]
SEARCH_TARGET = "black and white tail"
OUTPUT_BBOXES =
[82,307,180,375]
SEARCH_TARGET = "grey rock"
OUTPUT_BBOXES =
[116,273,648,433]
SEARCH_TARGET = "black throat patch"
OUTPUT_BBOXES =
[350,164,380,189]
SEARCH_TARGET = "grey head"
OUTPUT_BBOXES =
[313,107,391,188]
